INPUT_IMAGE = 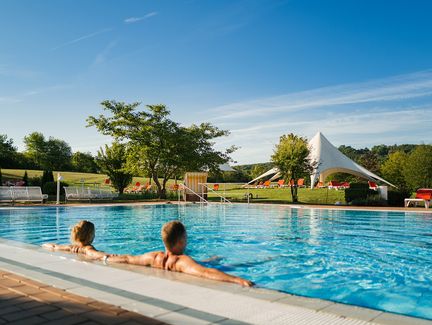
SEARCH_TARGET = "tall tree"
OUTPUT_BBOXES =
[381,151,408,189]
[403,145,432,190]
[71,152,98,173]
[0,134,19,168]
[23,132,72,170]
[87,100,234,198]
[271,133,316,203]
[96,143,133,194]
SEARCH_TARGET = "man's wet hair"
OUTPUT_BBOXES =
[161,221,186,251]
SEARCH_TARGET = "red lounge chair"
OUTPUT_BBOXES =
[277,180,285,188]
[405,189,432,209]
[341,182,350,189]
[368,181,378,190]
[297,179,305,188]
[213,184,219,191]
[263,180,271,188]
[315,181,325,188]
[328,181,346,190]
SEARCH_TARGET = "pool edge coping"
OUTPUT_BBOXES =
[1,200,431,214]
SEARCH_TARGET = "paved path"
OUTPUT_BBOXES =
[0,269,165,324]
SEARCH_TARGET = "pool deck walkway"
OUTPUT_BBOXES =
[0,269,164,324]
[0,238,431,325]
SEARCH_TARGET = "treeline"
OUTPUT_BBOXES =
[0,132,98,173]
[230,143,432,192]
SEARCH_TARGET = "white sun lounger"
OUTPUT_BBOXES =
[64,186,118,202]
[0,186,48,204]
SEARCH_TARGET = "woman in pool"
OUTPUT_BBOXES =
[42,220,106,260]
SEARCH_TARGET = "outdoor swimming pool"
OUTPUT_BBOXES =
[0,204,431,320]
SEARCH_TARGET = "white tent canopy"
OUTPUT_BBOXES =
[247,132,395,188]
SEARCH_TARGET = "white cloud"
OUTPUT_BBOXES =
[219,107,432,164]
[124,12,158,24]
[93,41,117,65]
[208,70,432,121]
[52,28,113,50]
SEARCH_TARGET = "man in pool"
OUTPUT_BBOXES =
[104,221,254,287]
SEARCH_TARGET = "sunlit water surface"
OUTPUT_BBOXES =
[0,204,431,319]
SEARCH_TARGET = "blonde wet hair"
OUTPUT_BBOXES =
[70,220,95,246]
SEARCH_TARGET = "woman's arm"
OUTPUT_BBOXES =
[177,256,253,287]
[82,246,109,260]
[42,243,73,252]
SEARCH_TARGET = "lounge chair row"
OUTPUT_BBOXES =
[64,186,118,202]
[0,186,48,204]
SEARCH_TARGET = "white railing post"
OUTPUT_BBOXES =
[56,173,63,205]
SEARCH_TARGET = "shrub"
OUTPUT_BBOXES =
[42,181,68,195]
[387,189,411,207]
[22,171,29,186]
[345,183,376,203]
[29,176,42,187]
[350,195,387,206]
[41,170,54,186]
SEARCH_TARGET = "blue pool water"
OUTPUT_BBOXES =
[0,204,431,319]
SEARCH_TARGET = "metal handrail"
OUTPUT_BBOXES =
[198,183,232,204]
[179,184,209,204]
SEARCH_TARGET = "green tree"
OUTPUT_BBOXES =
[381,151,408,189]
[271,133,316,203]
[0,134,19,168]
[41,170,54,186]
[250,164,268,179]
[96,143,133,194]
[403,145,432,190]
[358,150,381,175]
[87,100,234,198]
[23,132,72,170]
[71,152,98,173]
[22,171,29,186]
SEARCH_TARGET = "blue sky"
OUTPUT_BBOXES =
[1,0,432,164]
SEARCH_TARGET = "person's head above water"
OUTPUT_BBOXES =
[161,221,187,255]
[70,220,95,246]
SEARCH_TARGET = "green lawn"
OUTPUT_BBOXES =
[208,187,346,205]
[2,169,345,205]
[0,168,163,186]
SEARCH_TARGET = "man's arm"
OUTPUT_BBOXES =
[177,256,253,287]
[106,252,156,266]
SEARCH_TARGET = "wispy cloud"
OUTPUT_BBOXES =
[208,70,432,121]
[124,12,158,24]
[0,65,38,79]
[221,107,432,164]
[93,41,117,65]
[52,28,113,50]
[205,69,432,164]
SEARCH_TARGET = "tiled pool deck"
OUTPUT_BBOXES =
[0,268,164,324]
[0,202,431,325]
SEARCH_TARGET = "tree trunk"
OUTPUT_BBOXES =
[152,173,166,199]
[290,178,298,203]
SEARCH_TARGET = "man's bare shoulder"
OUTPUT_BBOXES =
[176,255,200,268]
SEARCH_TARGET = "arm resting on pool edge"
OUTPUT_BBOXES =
[42,243,107,260]
[105,252,156,266]
[42,243,73,252]
[177,256,254,287]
